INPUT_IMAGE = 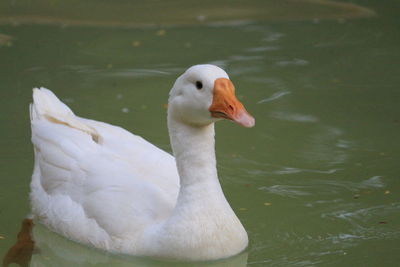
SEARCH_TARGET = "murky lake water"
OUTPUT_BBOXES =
[1,0,399,266]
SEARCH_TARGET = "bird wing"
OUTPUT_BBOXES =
[30,88,179,242]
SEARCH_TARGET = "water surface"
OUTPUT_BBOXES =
[1,0,399,266]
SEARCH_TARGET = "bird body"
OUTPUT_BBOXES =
[29,65,254,261]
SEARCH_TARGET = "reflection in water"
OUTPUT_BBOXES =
[3,219,35,267]
[1,218,248,267]
[28,223,248,267]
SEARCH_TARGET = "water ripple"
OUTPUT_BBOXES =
[257,176,385,199]
[322,201,400,222]
[257,91,291,104]
[263,32,286,42]
[259,185,311,197]
[103,68,171,77]
[270,111,319,123]
[276,58,309,67]
[246,46,280,53]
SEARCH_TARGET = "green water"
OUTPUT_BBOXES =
[1,0,400,266]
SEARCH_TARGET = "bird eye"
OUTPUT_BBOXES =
[195,81,203,90]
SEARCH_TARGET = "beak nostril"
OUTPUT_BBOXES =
[228,105,234,111]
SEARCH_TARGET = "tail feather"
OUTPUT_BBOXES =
[31,87,74,121]
[30,87,101,143]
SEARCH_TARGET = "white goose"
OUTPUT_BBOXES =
[29,64,255,261]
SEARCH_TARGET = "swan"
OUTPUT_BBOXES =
[29,64,255,261]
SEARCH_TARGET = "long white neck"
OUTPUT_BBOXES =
[146,113,248,260]
[167,112,231,211]
[168,118,218,186]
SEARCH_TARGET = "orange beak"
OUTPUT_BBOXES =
[209,78,255,128]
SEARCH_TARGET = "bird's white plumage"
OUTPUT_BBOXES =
[30,88,179,246]
[29,65,249,261]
